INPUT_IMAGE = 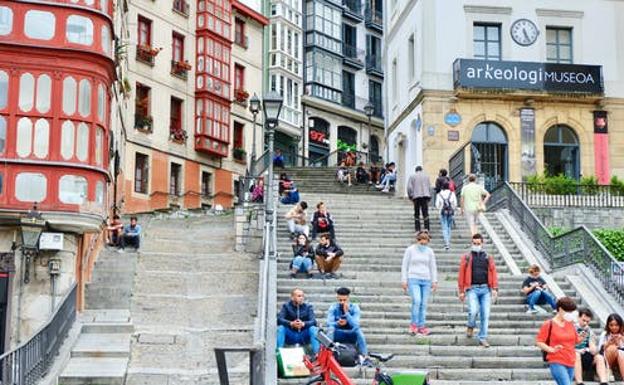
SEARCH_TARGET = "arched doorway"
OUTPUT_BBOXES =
[471,122,508,191]
[369,135,380,164]
[544,125,580,179]
[308,117,330,166]
[338,126,358,163]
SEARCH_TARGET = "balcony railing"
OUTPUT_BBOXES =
[366,54,383,73]
[343,44,365,63]
[343,0,362,17]
[342,92,355,109]
[172,0,189,16]
[365,7,383,27]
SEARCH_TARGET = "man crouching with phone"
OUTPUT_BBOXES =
[326,287,373,366]
[574,308,609,385]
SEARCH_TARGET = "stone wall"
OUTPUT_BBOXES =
[532,207,624,229]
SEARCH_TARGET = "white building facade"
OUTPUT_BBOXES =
[385,0,624,195]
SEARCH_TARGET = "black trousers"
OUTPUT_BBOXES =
[413,197,430,232]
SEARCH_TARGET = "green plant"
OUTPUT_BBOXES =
[526,174,545,193]
[549,227,568,237]
[233,147,247,161]
[336,139,356,153]
[543,174,577,195]
[593,229,624,261]
[611,176,624,196]
[579,175,599,195]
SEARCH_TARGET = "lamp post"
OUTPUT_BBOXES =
[19,205,46,284]
[262,91,284,259]
[249,93,261,175]
[364,102,374,163]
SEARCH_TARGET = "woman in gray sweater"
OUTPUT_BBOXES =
[401,231,438,336]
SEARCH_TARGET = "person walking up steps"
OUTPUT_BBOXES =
[460,174,490,236]
[458,233,498,347]
[407,166,432,232]
[401,231,438,336]
[435,181,457,250]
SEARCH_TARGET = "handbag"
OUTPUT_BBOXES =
[542,321,553,362]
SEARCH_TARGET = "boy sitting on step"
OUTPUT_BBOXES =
[521,264,557,313]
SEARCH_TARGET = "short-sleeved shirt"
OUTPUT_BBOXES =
[575,325,594,350]
[536,319,577,367]
[461,183,487,212]
[522,276,547,295]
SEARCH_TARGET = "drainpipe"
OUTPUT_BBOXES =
[15,248,23,344]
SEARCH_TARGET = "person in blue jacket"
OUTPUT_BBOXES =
[277,288,319,354]
[326,287,372,365]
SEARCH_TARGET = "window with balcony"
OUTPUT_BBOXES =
[234,64,247,102]
[343,24,357,59]
[366,34,382,72]
[171,32,191,78]
[135,83,152,131]
[201,171,212,196]
[342,71,355,109]
[169,163,181,196]
[25,11,55,40]
[473,23,501,61]
[234,18,246,47]
[369,80,382,117]
[173,0,189,16]
[170,96,185,142]
[134,153,149,194]
[546,27,572,64]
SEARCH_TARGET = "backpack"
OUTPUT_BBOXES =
[333,343,359,367]
[317,215,329,230]
[542,321,553,362]
[441,192,454,217]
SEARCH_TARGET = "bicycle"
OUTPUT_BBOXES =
[302,330,429,385]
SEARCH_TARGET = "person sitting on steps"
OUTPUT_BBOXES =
[376,162,396,193]
[336,161,352,187]
[369,162,381,185]
[119,216,141,251]
[355,162,370,185]
[310,202,335,240]
[596,313,624,382]
[285,201,309,238]
[106,215,123,247]
[315,233,344,279]
[326,287,373,367]
[277,288,319,354]
[290,233,315,278]
[522,264,557,314]
[574,308,609,385]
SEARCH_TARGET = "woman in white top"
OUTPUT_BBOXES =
[435,181,458,250]
[596,313,624,379]
[401,231,438,336]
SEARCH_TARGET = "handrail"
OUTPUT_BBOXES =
[0,283,77,384]
[448,141,482,193]
[488,182,624,306]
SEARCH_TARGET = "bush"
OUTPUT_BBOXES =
[593,229,624,261]
[549,227,568,237]
[580,175,599,195]
[543,174,577,195]
[611,176,624,196]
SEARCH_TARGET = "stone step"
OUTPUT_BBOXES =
[81,322,134,334]
[59,357,128,385]
[71,333,130,358]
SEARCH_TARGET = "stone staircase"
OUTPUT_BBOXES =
[59,247,137,384]
[284,167,393,195]
[124,213,258,385]
[274,189,606,385]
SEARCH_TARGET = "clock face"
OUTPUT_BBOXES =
[510,19,539,46]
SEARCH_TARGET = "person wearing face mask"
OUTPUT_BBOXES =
[536,296,584,385]
[457,233,499,348]
[401,231,438,336]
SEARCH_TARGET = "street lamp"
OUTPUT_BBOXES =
[19,204,46,284]
[364,102,374,163]
[249,93,261,175]
[262,91,283,260]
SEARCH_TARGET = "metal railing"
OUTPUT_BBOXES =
[448,141,482,194]
[343,0,362,15]
[366,54,383,73]
[0,283,77,384]
[365,7,383,26]
[509,182,624,208]
[488,182,624,307]
[343,44,365,62]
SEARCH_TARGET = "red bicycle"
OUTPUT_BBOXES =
[302,330,429,385]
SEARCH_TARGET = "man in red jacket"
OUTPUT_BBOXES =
[458,233,499,347]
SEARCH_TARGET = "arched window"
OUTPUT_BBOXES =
[0,6,12,36]
[471,122,508,191]
[16,117,33,158]
[78,79,91,117]
[76,122,89,161]
[544,124,580,179]
[67,15,94,45]
[25,11,55,40]
[33,118,49,158]
[61,120,75,160]
[18,73,35,112]
[36,74,51,113]
[0,70,8,109]
[337,126,357,148]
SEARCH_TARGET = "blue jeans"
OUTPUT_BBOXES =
[440,214,453,246]
[408,279,432,327]
[466,285,491,341]
[526,290,557,310]
[328,327,368,355]
[549,363,574,385]
[292,256,312,273]
[276,325,319,354]
[380,174,396,189]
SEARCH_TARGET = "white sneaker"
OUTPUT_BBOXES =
[526,308,538,314]
[381,189,389,193]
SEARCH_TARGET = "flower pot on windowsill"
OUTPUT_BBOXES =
[170,128,188,143]
[234,90,249,104]
[171,60,192,80]
[233,147,247,163]
[135,114,153,132]
[136,45,161,66]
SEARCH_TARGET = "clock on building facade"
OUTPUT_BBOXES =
[510,19,539,46]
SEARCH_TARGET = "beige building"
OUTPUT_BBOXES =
[384,0,624,194]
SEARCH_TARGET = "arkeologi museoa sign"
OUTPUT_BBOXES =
[453,58,604,94]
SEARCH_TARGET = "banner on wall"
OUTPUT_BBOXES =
[593,111,610,184]
[520,108,536,178]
